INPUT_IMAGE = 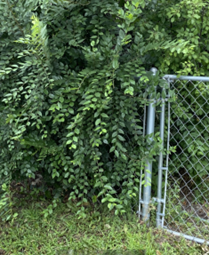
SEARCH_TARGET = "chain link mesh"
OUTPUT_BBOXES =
[163,77,209,241]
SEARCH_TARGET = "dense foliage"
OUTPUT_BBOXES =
[1,0,208,217]
[0,0,172,216]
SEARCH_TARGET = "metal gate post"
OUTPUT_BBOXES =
[155,76,170,228]
[156,88,166,227]
[142,67,157,222]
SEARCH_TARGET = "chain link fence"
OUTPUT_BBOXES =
[162,75,209,243]
[139,73,209,244]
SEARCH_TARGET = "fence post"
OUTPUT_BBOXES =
[142,67,157,222]
[156,86,166,227]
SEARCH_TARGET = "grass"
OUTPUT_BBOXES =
[0,196,208,255]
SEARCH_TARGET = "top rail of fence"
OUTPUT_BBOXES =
[163,75,209,82]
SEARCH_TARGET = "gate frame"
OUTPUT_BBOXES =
[139,73,209,245]
[159,74,209,244]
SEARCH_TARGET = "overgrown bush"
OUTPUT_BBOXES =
[0,0,174,216]
[2,0,206,217]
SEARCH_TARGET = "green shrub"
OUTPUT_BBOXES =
[0,0,172,216]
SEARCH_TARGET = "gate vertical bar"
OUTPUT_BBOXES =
[162,90,170,228]
[156,88,165,227]
[142,67,157,222]
[161,78,171,228]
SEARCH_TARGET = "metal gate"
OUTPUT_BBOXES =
[139,73,209,244]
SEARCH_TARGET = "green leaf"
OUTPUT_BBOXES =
[110,146,115,153]
[112,58,119,69]
[115,150,119,157]
[73,137,78,142]
[95,119,101,126]
[121,154,127,161]
[118,135,125,141]
[124,86,134,95]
